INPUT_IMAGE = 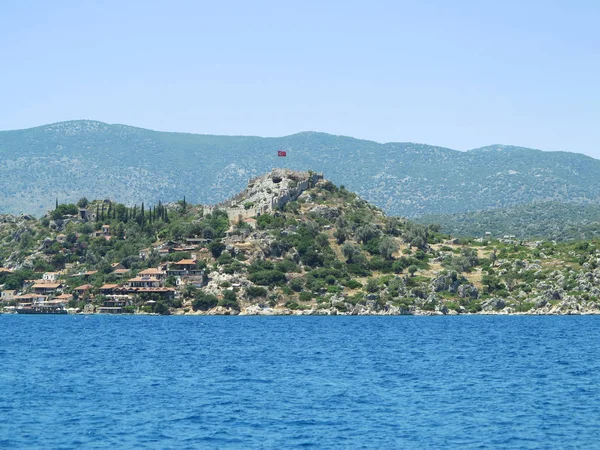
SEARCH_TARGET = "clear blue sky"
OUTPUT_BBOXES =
[1,0,599,156]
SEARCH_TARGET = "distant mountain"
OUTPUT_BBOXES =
[2,120,600,216]
[416,202,600,242]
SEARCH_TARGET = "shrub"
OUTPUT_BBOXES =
[289,278,304,292]
[299,291,313,301]
[208,241,226,258]
[246,286,268,298]
[365,278,379,293]
[192,291,218,311]
[345,279,363,289]
[218,290,239,309]
[249,270,287,286]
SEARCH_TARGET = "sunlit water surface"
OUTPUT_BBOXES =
[1,315,599,449]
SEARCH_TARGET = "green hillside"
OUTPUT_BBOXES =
[416,202,600,241]
[2,120,600,217]
[3,173,600,316]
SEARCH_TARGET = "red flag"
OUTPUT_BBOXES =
[278,150,287,157]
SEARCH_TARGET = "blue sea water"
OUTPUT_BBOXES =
[1,316,600,449]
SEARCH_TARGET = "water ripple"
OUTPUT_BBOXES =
[1,315,600,448]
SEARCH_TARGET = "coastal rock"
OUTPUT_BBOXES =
[481,298,506,311]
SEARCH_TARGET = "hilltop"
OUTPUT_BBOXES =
[2,170,600,316]
[2,120,600,217]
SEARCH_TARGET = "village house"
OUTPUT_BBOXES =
[100,284,120,296]
[79,208,96,222]
[113,268,130,277]
[98,296,131,314]
[54,293,74,303]
[73,284,93,296]
[102,224,111,236]
[186,237,211,246]
[167,259,203,277]
[42,272,60,283]
[31,282,62,295]
[15,293,48,306]
[1,289,17,303]
[138,267,166,280]
[129,287,176,300]
[127,276,161,288]
[176,276,204,288]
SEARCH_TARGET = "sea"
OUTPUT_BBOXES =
[1,315,599,449]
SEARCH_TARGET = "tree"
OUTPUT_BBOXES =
[356,224,379,244]
[365,277,379,293]
[192,291,218,311]
[342,243,361,263]
[408,265,418,277]
[77,197,89,208]
[334,228,348,244]
[208,241,226,258]
[246,286,267,298]
[218,290,239,309]
[378,237,399,260]
[181,283,198,298]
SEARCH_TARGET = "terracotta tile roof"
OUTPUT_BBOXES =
[127,276,159,282]
[113,268,130,274]
[74,284,93,291]
[174,259,197,265]
[32,283,61,289]
[128,287,175,292]
[17,294,47,300]
[100,284,120,289]
[139,268,163,275]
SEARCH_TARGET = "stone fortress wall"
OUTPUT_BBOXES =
[204,169,324,222]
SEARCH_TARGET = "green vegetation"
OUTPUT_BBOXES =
[3,172,600,317]
[3,121,600,219]
[417,202,600,242]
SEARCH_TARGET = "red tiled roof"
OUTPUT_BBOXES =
[174,259,197,265]
[74,284,93,291]
[32,283,61,289]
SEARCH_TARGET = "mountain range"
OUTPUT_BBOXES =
[1,120,600,217]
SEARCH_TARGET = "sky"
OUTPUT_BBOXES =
[1,0,599,156]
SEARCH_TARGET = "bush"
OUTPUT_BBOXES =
[192,291,218,311]
[246,286,268,298]
[218,290,239,309]
[122,305,136,314]
[344,279,363,289]
[289,278,304,292]
[249,270,287,286]
[299,291,313,301]
[208,241,226,258]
